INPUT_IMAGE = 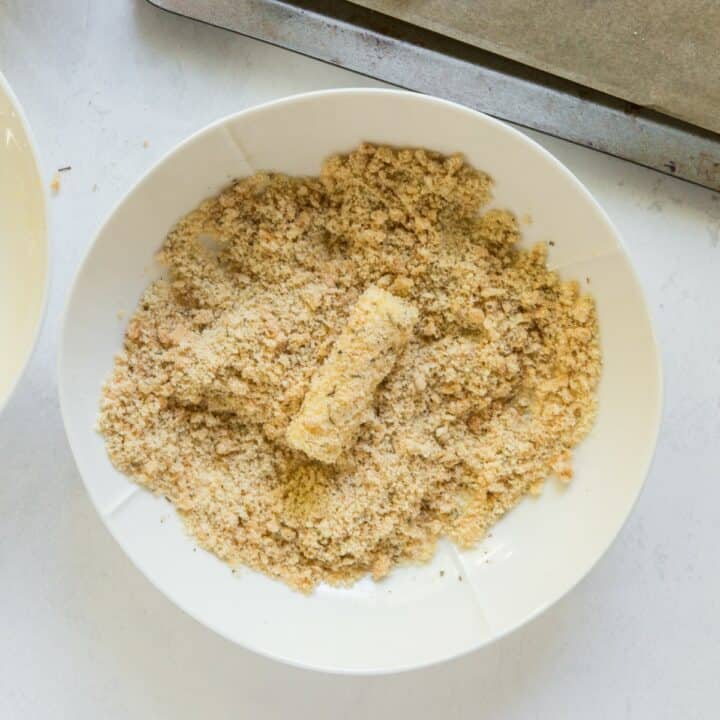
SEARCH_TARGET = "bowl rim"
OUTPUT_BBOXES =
[58,87,663,674]
[0,71,50,416]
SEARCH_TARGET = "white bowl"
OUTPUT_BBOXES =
[0,72,48,413]
[59,89,661,674]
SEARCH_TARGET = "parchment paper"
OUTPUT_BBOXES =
[353,0,720,134]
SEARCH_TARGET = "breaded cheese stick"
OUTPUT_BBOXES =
[287,286,418,463]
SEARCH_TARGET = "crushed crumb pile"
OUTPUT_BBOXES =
[99,144,601,592]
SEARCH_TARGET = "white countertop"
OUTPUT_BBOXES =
[1,1,718,717]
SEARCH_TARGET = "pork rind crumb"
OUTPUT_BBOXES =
[99,144,601,592]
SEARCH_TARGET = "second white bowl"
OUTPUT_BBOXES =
[0,72,48,414]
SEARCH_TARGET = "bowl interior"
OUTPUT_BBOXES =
[59,89,661,673]
[0,74,48,412]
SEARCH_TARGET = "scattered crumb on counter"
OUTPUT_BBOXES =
[50,173,61,193]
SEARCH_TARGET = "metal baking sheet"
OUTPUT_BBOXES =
[357,0,720,137]
[147,0,720,192]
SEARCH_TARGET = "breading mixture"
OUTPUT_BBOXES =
[99,144,601,592]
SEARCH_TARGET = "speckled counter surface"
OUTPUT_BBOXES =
[1,2,718,717]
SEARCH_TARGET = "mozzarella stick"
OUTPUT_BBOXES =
[287,286,418,463]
